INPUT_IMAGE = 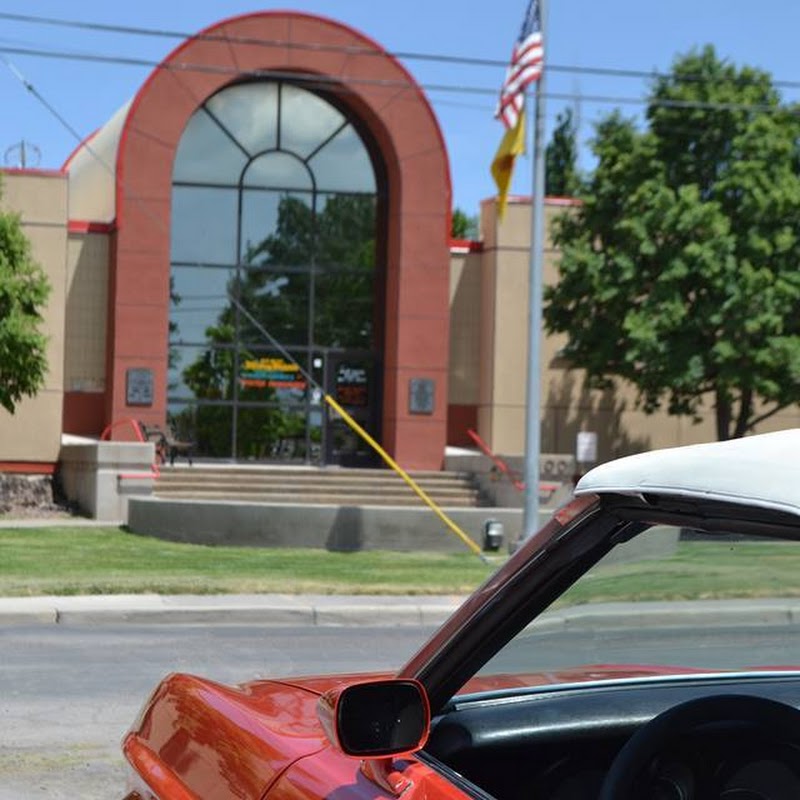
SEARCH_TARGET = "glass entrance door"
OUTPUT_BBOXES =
[324,352,380,467]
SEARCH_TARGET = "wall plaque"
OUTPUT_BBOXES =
[126,368,154,407]
[409,378,435,415]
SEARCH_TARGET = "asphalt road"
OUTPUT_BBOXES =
[0,623,436,799]
[5,622,800,799]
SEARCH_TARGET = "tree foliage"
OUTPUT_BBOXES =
[451,208,479,239]
[0,187,51,414]
[544,46,800,440]
[545,107,581,197]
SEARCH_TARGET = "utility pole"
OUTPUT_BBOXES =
[521,0,547,542]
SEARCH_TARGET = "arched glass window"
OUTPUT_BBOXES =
[169,81,382,464]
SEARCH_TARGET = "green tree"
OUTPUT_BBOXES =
[544,46,800,441]
[451,208,479,239]
[545,107,581,197]
[0,184,51,413]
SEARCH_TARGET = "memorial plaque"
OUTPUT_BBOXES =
[126,368,154,406]
[409,378,435,415]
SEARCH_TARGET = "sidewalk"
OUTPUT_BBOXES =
[0,593,465,626]
[3,593,800,629]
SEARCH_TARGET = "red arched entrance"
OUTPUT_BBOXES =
[110,11,452,470]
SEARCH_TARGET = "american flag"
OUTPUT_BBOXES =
[496,0,544,130]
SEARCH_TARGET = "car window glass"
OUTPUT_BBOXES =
[474,524,800,686]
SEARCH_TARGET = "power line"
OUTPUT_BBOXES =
[2,43,799,118]
[0,10,509,69]
[0,43,495,95]
[5,10,800,92]
[7,12,800,95]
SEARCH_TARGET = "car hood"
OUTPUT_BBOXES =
[123,671,349,800]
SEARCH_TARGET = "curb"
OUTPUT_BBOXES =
[3,596,800,629]
[0,594,465,627]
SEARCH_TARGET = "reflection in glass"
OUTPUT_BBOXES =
[243,153,313,190]
[316,194,376,268]
[316,272,374,349]
[238,270,310,348]
[170,266,233,346]
[280,84,345,158]
[237,406,317,461]
[240,191,313,267]
[206,82,279,156]
[169,79,380,461]
[171,187,238,266]
[173,109,248,184]
[176,343,238,403]
[310,125,376,193]
[169,402,233,460]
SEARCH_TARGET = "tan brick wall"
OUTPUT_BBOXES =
[448,249,482,405]
[0,171,67,463]
[65,232,109,392]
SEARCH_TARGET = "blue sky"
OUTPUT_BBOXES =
[2,1,800,215]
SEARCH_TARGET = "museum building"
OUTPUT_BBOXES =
[4,10,795,479]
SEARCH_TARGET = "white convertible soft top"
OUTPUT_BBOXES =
[575,429,800,516]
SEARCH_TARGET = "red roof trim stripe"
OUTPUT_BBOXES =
[0,462,57,475]
[68,220,117,234]
[449,238,483,253]
[0,167,65,178]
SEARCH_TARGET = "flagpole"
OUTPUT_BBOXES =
[521,0,547,541]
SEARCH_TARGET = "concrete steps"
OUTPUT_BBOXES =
[153,465,486,508]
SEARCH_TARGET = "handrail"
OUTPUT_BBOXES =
[100,417,146,443]
[466,429,560,494]
[100,417,160,478]
[467,429,525,491]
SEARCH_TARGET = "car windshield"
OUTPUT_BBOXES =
[473,523,800,688]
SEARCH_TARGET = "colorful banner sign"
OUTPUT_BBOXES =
[240,357,306,390]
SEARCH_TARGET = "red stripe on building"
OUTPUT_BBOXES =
[0,462,57,475]
[68,220,117,234]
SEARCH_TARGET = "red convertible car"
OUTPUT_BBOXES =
[121,430,800,799]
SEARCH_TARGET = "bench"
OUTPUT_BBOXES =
[137,421,194,466]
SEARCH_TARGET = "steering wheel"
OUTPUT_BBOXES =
[598,694,800,799]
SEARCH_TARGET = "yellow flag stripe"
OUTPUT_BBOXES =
[491,110,526,221]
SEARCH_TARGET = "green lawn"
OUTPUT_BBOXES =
[3,528,800,602]
[0,527,496,596]
[562,541,800,605]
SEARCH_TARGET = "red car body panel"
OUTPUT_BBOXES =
[122,663,730,799]
[123,673,330,799]
[273,746,474,800]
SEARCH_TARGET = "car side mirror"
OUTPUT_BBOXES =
[317,678,430,758]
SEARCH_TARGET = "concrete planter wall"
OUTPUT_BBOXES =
[127,497,530,553]
[59,439,155,522]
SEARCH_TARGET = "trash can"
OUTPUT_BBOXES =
[482,519,504,552]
